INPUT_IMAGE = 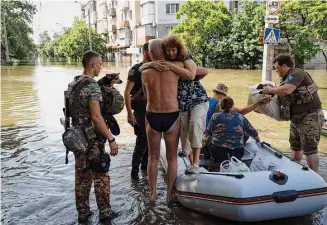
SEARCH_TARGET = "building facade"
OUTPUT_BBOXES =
[127,0,186,64]
[81,0,187,64]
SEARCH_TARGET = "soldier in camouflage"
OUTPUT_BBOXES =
[66,51,119,222]
[264,54,324,172]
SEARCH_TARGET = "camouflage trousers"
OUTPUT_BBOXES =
[290,109,325,155]
[74,141,111,218]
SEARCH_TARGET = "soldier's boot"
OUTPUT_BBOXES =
[99,210,119,221]
[78,211,93,222]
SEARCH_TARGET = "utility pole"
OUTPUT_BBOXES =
[261,5,274,81]
[87,8,93,51]
[261,0,281,82]
[3,14,10,63]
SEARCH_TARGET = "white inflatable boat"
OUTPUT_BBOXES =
[159,138,327,222]
[322,109,327,137]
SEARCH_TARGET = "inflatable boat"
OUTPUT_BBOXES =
[159,138,327,222]
[322,109,327,137]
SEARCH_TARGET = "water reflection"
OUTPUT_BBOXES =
[1,63,327,225]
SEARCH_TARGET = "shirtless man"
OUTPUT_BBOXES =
[141,39,195,203]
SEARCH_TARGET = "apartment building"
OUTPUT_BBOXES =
[81,0,243,64]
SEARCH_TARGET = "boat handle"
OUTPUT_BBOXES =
[261,141,283,158]
[273,190,298,203]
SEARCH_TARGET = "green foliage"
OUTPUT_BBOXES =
[172,0,232,66]
[278,0,327,66]
[1,0,37,61]
[172,1,264,68]
[172,0,327,68]
[228,1,265,69]
[41,18,107,61]
[38,31,52,49]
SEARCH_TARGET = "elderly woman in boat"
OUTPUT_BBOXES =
[204,96,260,163]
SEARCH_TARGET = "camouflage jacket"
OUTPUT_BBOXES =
[67,75,102,127]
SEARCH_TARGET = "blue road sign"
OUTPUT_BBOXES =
[264,28,280,45]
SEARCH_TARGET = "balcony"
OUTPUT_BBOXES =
[97,19,108,34]
[90,10,97,25]
[108,8,116,17]
[118,38,131,48]
[119,28,131,39]
[136,24,155,46]
[120,0,129,11]
[109,24,117,33]
[120,20,130,28]
[140,0,154,6]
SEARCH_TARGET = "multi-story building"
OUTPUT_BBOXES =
[81,0,244,64]
[127,0,186,64]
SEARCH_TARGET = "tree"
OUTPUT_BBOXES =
[278,0,327,67]
[1,0,37,61]
[172,0,232,67]
[228,1,265,69]
[38,31,52,49]
[41,18,107,62]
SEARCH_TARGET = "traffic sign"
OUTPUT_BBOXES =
[264,28,280,45]
[265,15,279,24]
[267,0,281,14]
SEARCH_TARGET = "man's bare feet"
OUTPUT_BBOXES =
[167,192,179,208]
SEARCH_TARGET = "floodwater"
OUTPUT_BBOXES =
[1,61,327,225]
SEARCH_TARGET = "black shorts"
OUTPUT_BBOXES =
[145,111,179,133]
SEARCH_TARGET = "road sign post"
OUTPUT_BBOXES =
[261,0,281,82]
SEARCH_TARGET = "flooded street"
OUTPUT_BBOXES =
[1,62,327,225]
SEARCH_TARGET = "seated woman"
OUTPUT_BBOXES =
[204,97,260,163]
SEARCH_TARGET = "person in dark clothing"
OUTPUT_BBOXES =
[124,43,150,180]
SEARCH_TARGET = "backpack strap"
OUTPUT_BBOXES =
[131,87,143,101]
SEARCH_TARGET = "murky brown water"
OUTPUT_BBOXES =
[1,62,327,225]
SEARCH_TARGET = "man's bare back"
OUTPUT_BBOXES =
[142,61,184,113]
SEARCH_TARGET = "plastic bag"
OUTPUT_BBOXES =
[249,153,270,172]
[220,156,250,173]
[248,82,282,121]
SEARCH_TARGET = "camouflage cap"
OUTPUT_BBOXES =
[213,83,228,95]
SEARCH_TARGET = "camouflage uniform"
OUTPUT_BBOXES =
[290,110,325,155]
[67,75,112,220]
[279,69,325,155]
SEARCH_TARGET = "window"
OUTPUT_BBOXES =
[229,1,239,12]
[92,1,96,11]
[166,3,179,14]
[103,5,107,19]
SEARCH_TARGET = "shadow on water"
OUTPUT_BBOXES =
[1,63,327,225]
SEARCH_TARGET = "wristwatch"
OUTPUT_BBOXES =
[109,138,115,143]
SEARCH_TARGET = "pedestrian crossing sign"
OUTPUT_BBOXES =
[264,28,280,45]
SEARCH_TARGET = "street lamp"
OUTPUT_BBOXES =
[56,22,64,27]
[74,0,92,50]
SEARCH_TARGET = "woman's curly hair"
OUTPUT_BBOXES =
[161,35,187,62]
[220,97,234,113]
